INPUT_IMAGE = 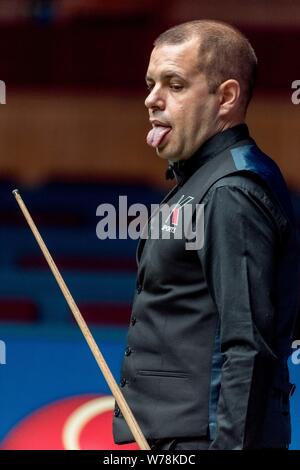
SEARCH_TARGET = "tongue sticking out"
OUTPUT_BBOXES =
[147,126,171,148]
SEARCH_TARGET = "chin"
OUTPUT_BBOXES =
[156,148,170,160]
[156,145,177,161]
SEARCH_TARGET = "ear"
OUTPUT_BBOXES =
[217,79,241,117]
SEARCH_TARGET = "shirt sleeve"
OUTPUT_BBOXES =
[197,175,287,449]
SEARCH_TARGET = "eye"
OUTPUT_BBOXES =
[146,83,154,91]
[170,83,184,91]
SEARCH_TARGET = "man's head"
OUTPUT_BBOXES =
[145,20,257,162]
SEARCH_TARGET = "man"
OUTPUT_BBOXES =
[113,20,300,450]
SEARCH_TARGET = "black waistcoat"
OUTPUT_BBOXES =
[113,125,299,446]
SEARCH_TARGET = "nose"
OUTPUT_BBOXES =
[144,86,165,110]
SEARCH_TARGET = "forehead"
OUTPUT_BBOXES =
[146,38,200,79]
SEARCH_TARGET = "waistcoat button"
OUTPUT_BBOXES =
[120,378,127,387]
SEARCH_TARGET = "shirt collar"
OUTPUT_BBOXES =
[165,123,251,185]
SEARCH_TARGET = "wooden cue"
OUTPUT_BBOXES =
[12,189,150,451]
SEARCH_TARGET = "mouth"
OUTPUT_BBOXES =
[147,120,172,148]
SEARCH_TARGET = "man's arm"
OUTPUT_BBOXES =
[198,175,287,449]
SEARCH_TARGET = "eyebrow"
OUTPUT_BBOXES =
[145,71,186,82]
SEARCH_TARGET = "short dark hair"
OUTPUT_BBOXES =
[154,20,257,113]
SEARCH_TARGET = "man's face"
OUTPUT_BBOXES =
[145,37,220,161]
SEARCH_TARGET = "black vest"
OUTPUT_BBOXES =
[113,126,299,447]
